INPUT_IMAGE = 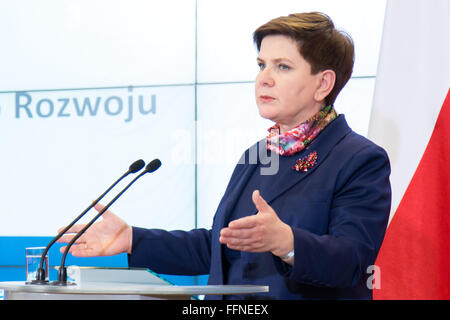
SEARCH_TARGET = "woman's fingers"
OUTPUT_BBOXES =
[220,227,254,239]
[219,225,265,252]
[59,244,96,257]
[57,234,74,244]
[57,223,87,236]
[93,202,105,212]
[55,204,130,257]
[224,241,265,252]
[228,216,258,229]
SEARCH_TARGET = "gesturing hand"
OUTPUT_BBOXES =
[56,203,133,257]
[219,190,294,258]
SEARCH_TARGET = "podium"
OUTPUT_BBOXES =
[0,267,269,300]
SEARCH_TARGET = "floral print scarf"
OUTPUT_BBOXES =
[266,105,338,156]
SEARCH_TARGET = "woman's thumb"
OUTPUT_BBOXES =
[252,190,269,212]
[93,202,106,212]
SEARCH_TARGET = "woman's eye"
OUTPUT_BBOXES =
[257,62,266,70]
[279,64,290,71]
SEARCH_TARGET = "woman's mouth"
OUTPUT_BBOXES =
[259,95,276,103]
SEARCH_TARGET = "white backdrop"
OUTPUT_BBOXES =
[0,0,386,236]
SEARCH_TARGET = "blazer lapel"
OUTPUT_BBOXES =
[255,115,352,210]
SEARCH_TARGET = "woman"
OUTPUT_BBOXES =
[58,12,391,299]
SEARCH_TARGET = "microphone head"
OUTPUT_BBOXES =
[145,159,161,173]
[129,159,145,173]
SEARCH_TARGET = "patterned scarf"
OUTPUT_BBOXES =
[266,105,337,156]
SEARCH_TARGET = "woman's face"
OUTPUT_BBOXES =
[255,35,326,133]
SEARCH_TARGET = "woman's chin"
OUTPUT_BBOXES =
[257,106,278,122]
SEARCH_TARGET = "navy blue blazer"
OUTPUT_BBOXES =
[128,115,391,299]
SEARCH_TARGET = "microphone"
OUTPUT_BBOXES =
[55,159,162,285]
[29,159,145,285]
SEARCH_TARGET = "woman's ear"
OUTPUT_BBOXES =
[314,69,336,102]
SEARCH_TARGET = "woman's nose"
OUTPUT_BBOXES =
[257,67,275,87]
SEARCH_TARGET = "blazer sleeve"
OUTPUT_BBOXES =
[128,227,212,275]
[126,151,251,277]
[276,144,391,288]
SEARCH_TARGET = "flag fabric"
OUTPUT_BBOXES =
[368,0,450,299]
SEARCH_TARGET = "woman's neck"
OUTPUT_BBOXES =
[278,103,325,134]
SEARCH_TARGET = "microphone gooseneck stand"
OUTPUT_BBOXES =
[29,159,145,285]
[54,159,161,285]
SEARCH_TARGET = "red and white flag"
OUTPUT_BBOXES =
[368,0,450,299]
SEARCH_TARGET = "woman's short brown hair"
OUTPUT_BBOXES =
[253,12,354,106]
